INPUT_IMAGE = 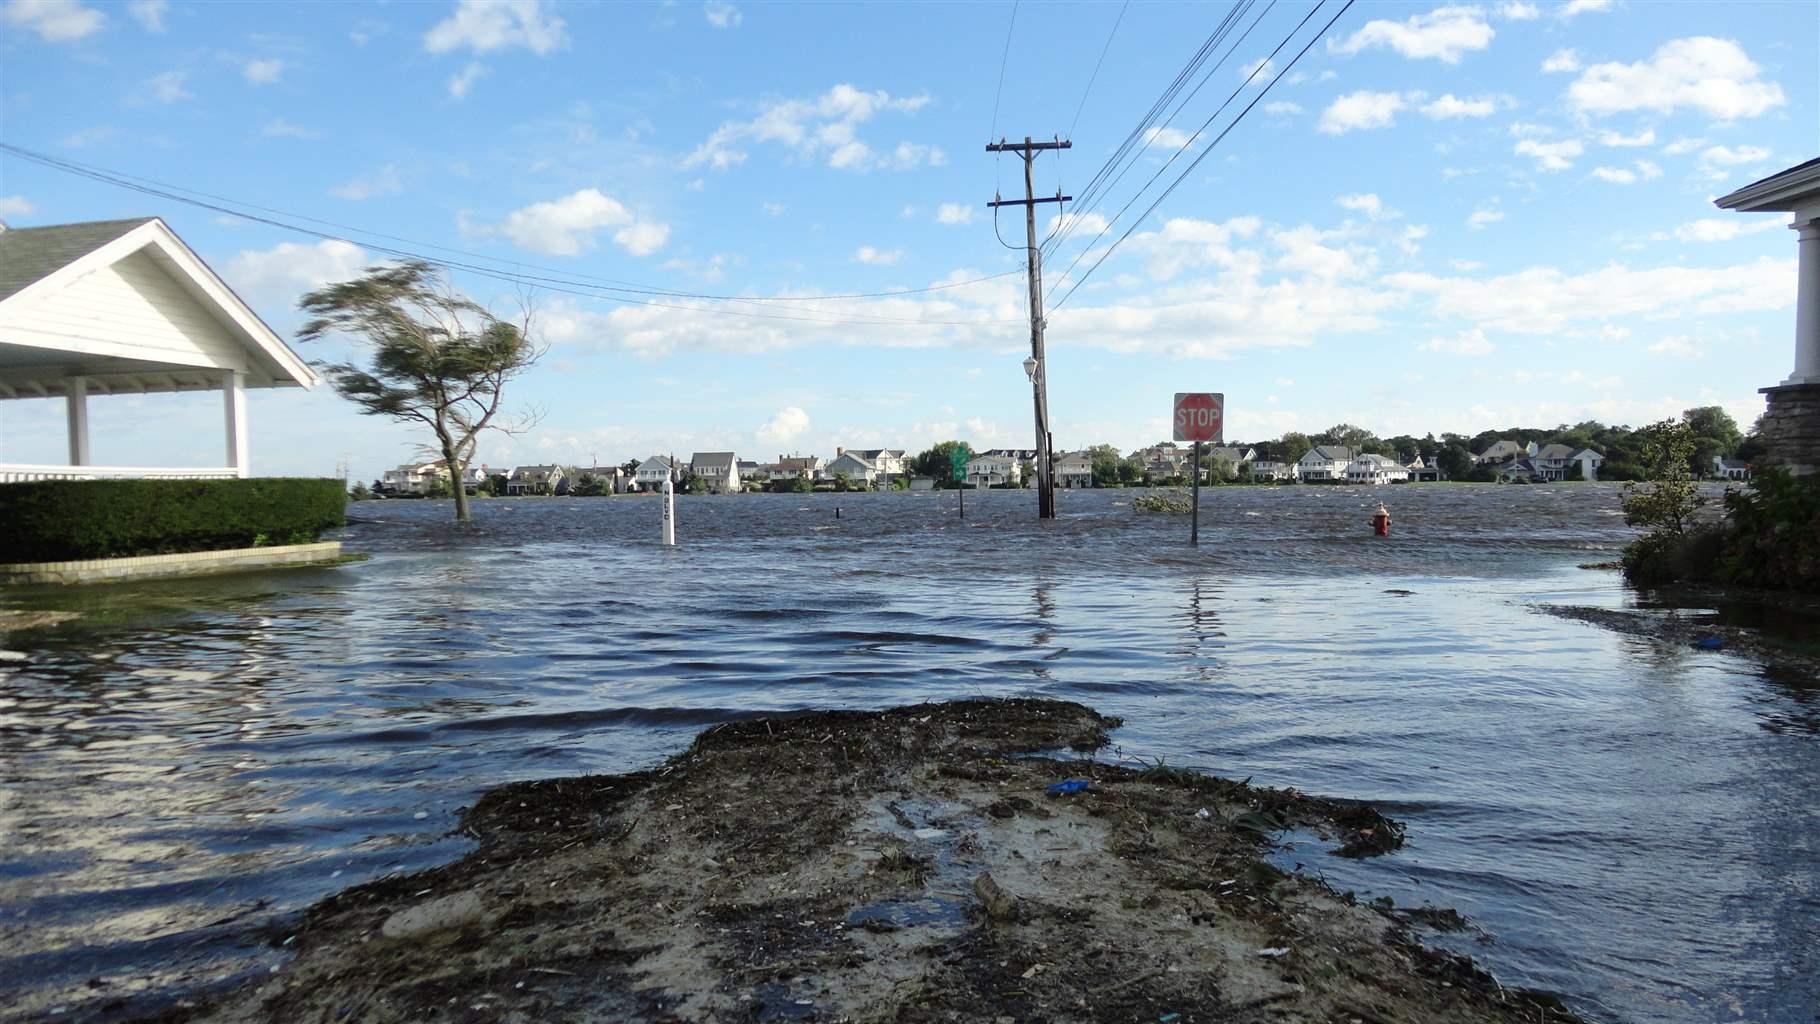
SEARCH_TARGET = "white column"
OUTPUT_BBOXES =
[223,370,249,477]
[65,377,90,466]
[1789,218,1820,385]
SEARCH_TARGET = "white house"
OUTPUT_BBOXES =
[850,448,907,481]
[1203,446,1255,481]
[382,461,449,495]
[1344,453,1409,485]
[1250,457,1294,481]
[823,450,879,486]
[966,451,1020,488]
[0,217,319,481]
[690,451,740,492]
[767,455,822,482]
[1713,456,1752,480]
[1475,439,1529,465]
[1055,450,1094,488]
[1571,448,1605,481]
[507,464,564,495]
[1296,445,1354,481]
[634,455,677,491]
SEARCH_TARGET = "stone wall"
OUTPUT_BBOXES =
[0,541,345,585]
[1758,383,1820,475]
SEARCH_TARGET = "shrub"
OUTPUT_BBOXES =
[0,478,347,562]
[1715,470,1820,591]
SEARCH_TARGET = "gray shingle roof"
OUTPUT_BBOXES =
[691,451,736,470]
[0,218,158,303]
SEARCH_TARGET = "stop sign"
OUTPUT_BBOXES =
[1173,392,1224,443]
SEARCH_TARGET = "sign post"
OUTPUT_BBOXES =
[661,474,676,546]
[950,447,970,520]
[1173,392,1224,547]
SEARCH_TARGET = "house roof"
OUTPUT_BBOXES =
[0,217,318,398]
[1207,446,1252,461]
[776,455,820,470]
[852,448,904,459]
[1714,156,1820,213]
[1535,443,1576,460]
[691,451,736,470]
[1350,453,1399,467]
[513,464,563,476]
[1572,448,1603,460]
[1302,445,1353,462]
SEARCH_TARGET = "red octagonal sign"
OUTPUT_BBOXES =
[1173,392,1224,443]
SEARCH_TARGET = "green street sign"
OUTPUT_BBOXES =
[950,449,969,481]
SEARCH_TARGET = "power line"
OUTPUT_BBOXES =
[1049,0,1357,313]
[0,143,1024,307]
[1067,0,1130,140]
[1044,0,1265,260]
[988,0,1020,144]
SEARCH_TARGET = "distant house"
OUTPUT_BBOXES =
[507,464,565,495]
[382,461,449,495]
[1571,448,1604,481]
[1135,442,1186,479]
[1531,444,1584,481]
[1406,455,1444,482]
[824,450,879,486]
[1296,445,1354,481]
[1496,459,1540,483]
[1056,451,1094,488]
[850,448,908,481]
[690,451,741,492]
[1345,453,1409,485]
[633,455,677,491]
[1475,439,1528,465]
[1713,456,1752,481]
[966,451,1020,488]
[737,459,761,481]
[1250,457,1294,481]
[1203,446,1255,481]
[767,455,823,483]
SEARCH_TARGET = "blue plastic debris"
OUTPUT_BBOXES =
[1692,636,1724,650]
[1047,779,1091,795]
[1158,1015,1181,1023]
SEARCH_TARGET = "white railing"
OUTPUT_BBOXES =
[0,464,239,483]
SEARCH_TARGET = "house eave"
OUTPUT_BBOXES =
[1714,156,1820,213]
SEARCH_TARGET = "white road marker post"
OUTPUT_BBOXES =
[661,474,676,547]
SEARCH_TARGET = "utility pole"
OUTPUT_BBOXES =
[988,135,1070,520]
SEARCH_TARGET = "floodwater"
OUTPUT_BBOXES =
[1,485,1816,1023]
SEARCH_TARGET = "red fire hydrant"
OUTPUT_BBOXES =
[1371,503,1391,537]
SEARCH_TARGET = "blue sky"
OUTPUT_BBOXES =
[0,0,1813,479]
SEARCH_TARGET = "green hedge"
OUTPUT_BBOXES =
[0,478,347,562]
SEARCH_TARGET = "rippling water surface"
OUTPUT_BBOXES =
[1,485,1816,1022]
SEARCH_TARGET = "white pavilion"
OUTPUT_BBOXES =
[0,217,318,481]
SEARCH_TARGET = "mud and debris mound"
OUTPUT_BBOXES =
[150,698,1581,1023]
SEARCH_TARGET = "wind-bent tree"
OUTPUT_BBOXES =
[298,261,541,523]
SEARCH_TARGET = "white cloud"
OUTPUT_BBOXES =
[1647,335,1700,358]
[1507,121,1552,138]
[424,0,566,55]
[1662,137,1707,155]
[1590,166,1637,185]
[1263,101,1303,116]
[1143,126,1195,150]
[1699,144,1771,167]
[853,246,903,265]
[1467,207,1505,229]
[0,195,37,218]
[1328,5,1493,64]
[143,70,190,104]
[225,240,368,303]
[761,201,785,216]
[1560,0,1612,15]
[1568,37,1786,120]
[1451,259,1484,271]
[1635,159,1662,179]
[937,203,974,226]
[1318,91,1405,134]
[756,406,810,444]
[1540,48,1581,73]
[2,0,104,41]
[243,58,283,84]
[126,0,164,31]
[1239,56,1275,82]
[1383,256,1795,334]
[703,1,741,28]
[497,188,669,256]
[1597,128,1654,147]
[684,84,934,172]
[330,165,403,201]
[1336,193,1391,219]
[1515,137,1583,171]
[261,118,316,139]
[1420,94,1499,119]
[1421,328,1495,356]
[1497,2,1539,18]
[448,60,489,98]
[1669,217,1786,242]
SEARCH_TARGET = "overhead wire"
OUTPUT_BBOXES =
[1067,0,1130,141]
[1048,0,1358,313]
[0,144,1024,328]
